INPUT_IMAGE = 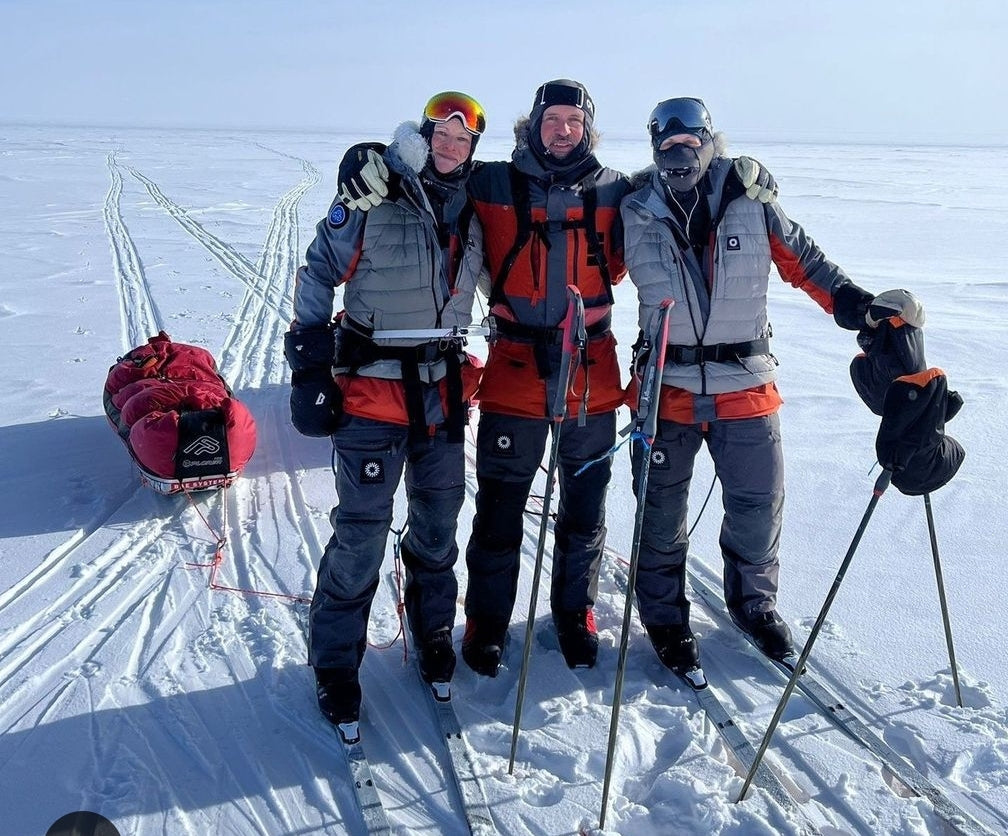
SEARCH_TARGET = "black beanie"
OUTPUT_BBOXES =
[528,79,595,165]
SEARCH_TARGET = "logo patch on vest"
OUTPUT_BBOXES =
[726,235,741,251]
[491,432,516,457]
[360,457,385,483]
[328,203,349,229]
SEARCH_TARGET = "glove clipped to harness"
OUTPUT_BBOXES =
[284,324,342,437]
[850,318,964,495]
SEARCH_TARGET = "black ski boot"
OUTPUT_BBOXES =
[645,623,701,674]
[553,608,599,669]
[730,608,795,661]
[315,666,362,742]
[461,618,509,678]
[418,627,456,698]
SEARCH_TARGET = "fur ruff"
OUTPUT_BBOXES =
[390,121,430,174]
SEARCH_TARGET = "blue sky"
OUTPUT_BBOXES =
[1,0,1004,143]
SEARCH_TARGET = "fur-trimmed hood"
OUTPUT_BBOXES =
[513,115,600,154]
[387,121,430,175]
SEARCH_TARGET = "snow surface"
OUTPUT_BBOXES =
[1,124,1006,836]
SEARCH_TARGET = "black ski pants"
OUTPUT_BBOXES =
[464,409,616,625]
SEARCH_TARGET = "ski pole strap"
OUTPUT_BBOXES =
[665,337,769,365]
[551,286,587,422]
[572,430,646,477]
[634,301,674,442]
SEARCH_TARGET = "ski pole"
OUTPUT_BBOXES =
[738,467,892,803]
[924,492,963,708]
[509,286,586,774]
[599,301,673,828]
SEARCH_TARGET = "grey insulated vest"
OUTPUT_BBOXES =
[342,184,481,346]
[622,158,775,396]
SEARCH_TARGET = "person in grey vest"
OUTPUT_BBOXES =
[284,92,488,730]
[621,97,924,671]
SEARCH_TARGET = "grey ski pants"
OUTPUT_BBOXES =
[630,413,785,627]
[309,416,464,670]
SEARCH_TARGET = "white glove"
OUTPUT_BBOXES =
[867,288,926,328]
[733,156,778,203]
[337,149,389,211]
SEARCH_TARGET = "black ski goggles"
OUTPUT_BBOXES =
[648,97,713,141]
[423,91,487,136]
[534,81,595,120]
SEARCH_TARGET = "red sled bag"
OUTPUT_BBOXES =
[104,332,257,494]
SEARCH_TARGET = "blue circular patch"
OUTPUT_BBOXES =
[328,203,349,228]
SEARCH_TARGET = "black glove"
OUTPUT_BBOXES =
[337,142,399,211]
[285,324,341,436]
[284,324,335,372]
[290,368,342,437]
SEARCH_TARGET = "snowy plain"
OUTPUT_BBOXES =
[0,123,1006,836]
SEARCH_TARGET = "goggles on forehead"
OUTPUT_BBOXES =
[423,91,487,136]
[648,97,713,139]
[535,81,595,119]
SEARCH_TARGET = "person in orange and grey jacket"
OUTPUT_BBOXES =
[336,79,780,678]
[620,96,925,673]
[285,92,488,731]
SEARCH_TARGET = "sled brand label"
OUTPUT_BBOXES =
[726,235,741,251]
[184,435,222,456]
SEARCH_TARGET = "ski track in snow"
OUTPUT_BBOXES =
[3,131,1007,836]
[104,151,163,348]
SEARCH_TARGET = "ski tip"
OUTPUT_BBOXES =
[337,721,361,745]
[677,665,709,690]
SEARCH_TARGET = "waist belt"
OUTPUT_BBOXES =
[492,312,611,345]
[666,338,770,365]
[337,320,466,443]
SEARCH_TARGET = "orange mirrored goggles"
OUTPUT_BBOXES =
[423,91,486,136]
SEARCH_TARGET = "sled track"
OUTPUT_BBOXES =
[104,152,163,347]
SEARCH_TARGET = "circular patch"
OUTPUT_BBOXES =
[495,434,512,452]
[651,448,667,467]
[328,203,349,228]
[726,235,741,251]
[46,812,121,836]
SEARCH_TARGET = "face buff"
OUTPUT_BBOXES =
[654,139,715,192]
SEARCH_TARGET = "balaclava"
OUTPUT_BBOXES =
[649,97,716,193]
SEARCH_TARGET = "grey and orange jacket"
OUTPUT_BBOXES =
[622,156,871,424]
[291,131,485,428]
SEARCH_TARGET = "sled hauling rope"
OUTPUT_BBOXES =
[184,486,312,604]
[509,285,588,775]
[599,299,674,829]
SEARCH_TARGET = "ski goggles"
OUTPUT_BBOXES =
[533,80,595,119]
[422,91,487,136]
[648,97,713,140]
